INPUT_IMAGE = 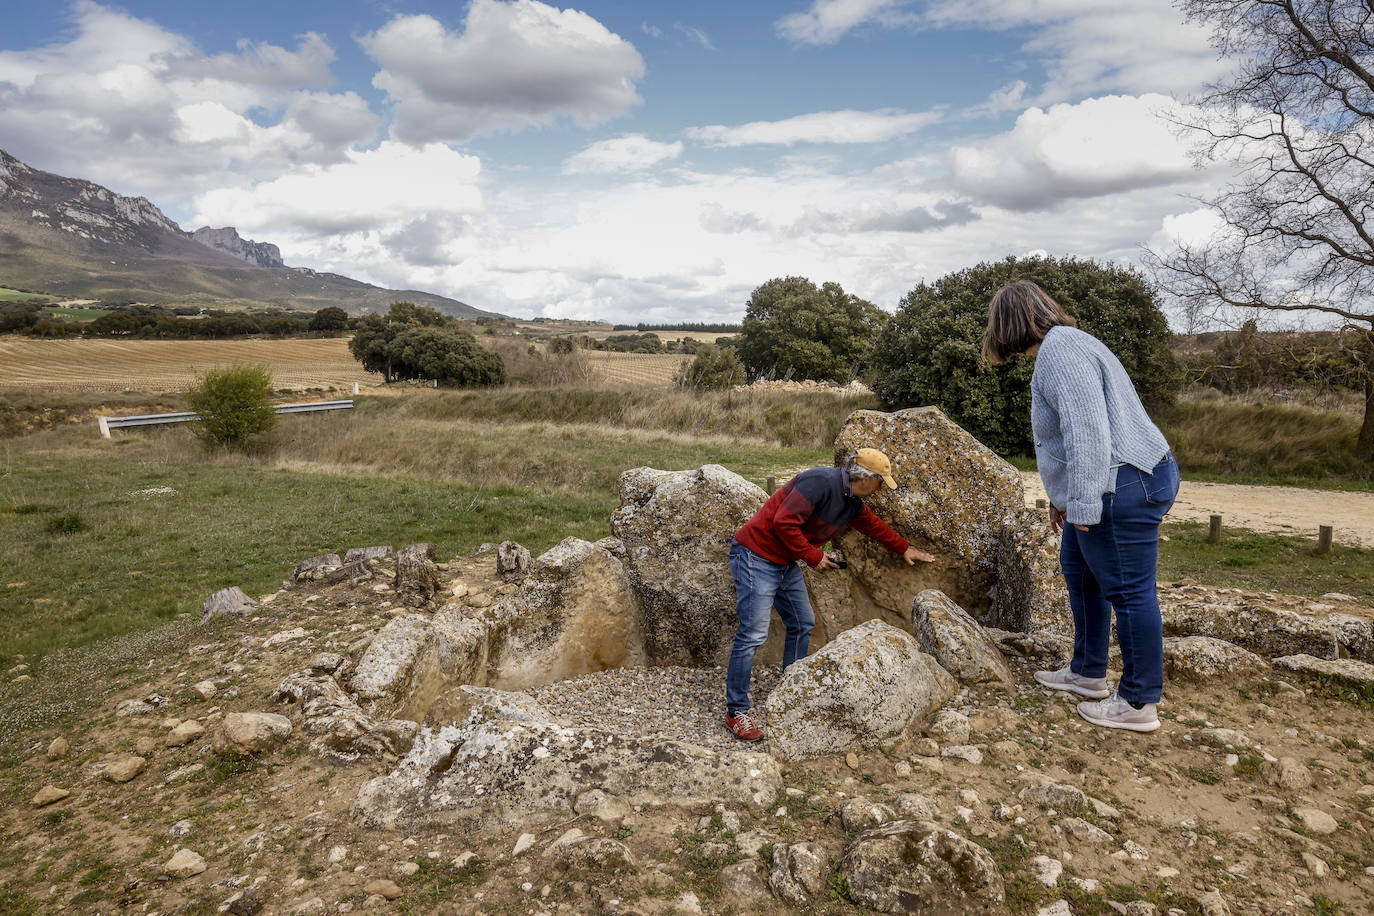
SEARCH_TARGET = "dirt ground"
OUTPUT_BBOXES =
[2,557,1372,915]
[1020,472,1374,548]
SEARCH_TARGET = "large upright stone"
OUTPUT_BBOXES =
[611,465,766,666]
[483,538,645,689]
[911,589,1015,691]
[833,408,1068,635]
[763,620,956,762]
[201,586,257,624]
[394,543,440,602]
[352,688,781,832]
[348,616,444,721]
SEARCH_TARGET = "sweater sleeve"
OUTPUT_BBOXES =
[1043,348,1113,526]
[850,506,910,554]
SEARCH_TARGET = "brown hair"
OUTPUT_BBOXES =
[982,280,1077,364]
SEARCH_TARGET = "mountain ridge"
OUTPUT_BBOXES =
[0,150,499,318]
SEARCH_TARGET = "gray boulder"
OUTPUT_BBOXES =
[496,541,532,579]
[394,543,440,601]
[763,620,956,762]
[293,554,342,583]
[482,538,645,689]
[768,842,828,906]
[344,546,392,563]
[1160,593,1339,659]
[1273,654,1374,688]
[911,589,1015,691]
[352,688,781,832]
[611,465,766,666]
[348,616,444,721]
[201,586,257,624]
[841,820,1005,914]
[1163,636,1270,682]
[273,671,417,761]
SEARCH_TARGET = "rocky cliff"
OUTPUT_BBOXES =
[189,226,285,268]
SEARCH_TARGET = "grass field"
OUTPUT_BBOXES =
[40,305,113,322]
[583,350,689,385]
[0,287,53,302]
[0,337,375,392]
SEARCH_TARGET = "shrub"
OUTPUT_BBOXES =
[391,326,506,387]
[676,343,745,390]
[736,277,886,383]
[872,256,1177,456]
[186,364,278,451]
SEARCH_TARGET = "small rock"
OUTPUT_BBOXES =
[1196,890,1230,916]
[166,720,206,747]
[363,879,402,900]
[46,737,69,760]
[135,736,159,756]
[1061,816,1113,844]
[1123,840,1150,860]
[103,755,146,784]
[328,845,348,863]
[216,712,292,754]
[32,785,70,807]
[1123,903,1157,916]
[845,751,860,770]
[170,820,194,839]
[394,861,419,876]
[925,708,972,745]
[1302,852,1329,878]
[512,833,537,856]
[1030,855,1062,887]
[940,745,983,765]
[163,848,207,878]
[262,628,308,649]
[192,680,218,700]
[115,699,154,717]
[1038,901,1073,916]
[895,793,938,820]
[1293,807,1338,835]
[1262,757,1312,790]
[573,789,630,821]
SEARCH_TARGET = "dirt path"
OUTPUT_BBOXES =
[1019,471,1374,547]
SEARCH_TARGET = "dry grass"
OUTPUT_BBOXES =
[0,337,374,392]
[583,351,689,386]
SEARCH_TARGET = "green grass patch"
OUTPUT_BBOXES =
[1159,521,1374,603]
[41,305,113,322]
[1305,673,1374,709]
[0,455,609,667]
[0,287,53,302]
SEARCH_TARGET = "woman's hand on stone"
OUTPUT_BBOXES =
[903,547,935,565]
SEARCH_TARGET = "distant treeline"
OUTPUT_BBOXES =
[610,322,742,333]
[0,302,351,339]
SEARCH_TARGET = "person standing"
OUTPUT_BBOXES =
[983,280,1179,733]
[724,449,935,741]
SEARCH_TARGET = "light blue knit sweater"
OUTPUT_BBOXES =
[1031,325,1171,526]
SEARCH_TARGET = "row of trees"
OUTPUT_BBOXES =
[0,303,352,338]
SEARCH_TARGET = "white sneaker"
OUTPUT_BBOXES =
[1077,692,1160,733]
[1033,667,1111,699]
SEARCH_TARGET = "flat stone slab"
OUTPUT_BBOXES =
[1273,654,1374,687]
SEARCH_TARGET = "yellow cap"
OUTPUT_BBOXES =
[854,447,898,490]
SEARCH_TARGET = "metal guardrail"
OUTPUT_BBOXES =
[98,399,354,438]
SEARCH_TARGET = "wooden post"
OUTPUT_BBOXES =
[1207,514,1222,544]
[1318,525,1333,554]
[766,476,776,495]
[1035,498,1047,510]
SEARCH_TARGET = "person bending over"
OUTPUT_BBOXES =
[724,448,935,741]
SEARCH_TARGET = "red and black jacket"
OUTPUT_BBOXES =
[734,467,909,568]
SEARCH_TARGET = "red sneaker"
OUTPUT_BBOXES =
[726,709,764,742]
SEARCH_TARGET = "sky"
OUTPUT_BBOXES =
[0,0,1238,323]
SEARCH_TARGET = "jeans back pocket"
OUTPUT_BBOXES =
[1143,455,1179,505]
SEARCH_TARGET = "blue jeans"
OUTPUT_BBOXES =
[1060,454,1179,705]
[726,542,815,713]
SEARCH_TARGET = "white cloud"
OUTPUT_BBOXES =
[949,94,1199,211]
[192,142,482,235]
[775,0,912,46]
[674,23,714,50]
[564,135,683,174]
[359,1,645,144]
[688,108,940,147]
[0,1,375,199]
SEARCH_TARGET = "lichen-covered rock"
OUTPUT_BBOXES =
[763,620,956,762]
[611,465,766,666]
[215,712,292,755]
[1159,588,1340,659]
[1273,654,1374,687]
[833,408,1067,636]
[483,538,645,689]
[841,820,1005,914]
[200,586,257,624]
[344,546,392,563]
[273,672,416,761]
[496,541,531,579]
[353,688,780,832]
[911,590,1015,690]
[394,543,440,601]
[1163,636,1270,682]
[348,616,444,721]
[769,842,827,906]
[551,837,635,871]
[293,554,342,583]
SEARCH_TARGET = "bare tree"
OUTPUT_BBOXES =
[1147,0,1374,461]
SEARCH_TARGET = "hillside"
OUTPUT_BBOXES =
[0,150,499,318]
